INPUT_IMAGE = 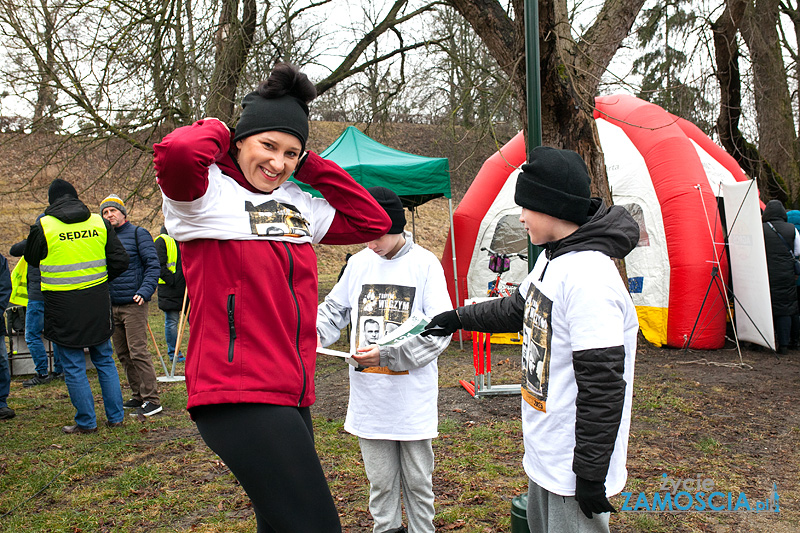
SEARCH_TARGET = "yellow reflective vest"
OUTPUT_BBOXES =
[39,214,109,292]
[154,233,177,284]
[9,257,28,306]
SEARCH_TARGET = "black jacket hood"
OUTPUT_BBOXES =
[44,196,92,224]
[546,198,640,261]
[762,199,788,223]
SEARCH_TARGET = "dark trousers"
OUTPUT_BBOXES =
[193,403,342,533]
[791,287,800,346]
[112,302,159,403]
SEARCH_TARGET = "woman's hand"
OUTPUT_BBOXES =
[293,151,309,177]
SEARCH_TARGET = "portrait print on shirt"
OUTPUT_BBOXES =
[521,284,552,412]
[356,283,415,375]
[245,200,311,238]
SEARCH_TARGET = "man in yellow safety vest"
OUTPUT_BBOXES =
[10,222,65,386]
[154,226,186,363]
[24,179,130,434]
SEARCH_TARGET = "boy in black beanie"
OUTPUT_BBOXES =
[423,146,640,533]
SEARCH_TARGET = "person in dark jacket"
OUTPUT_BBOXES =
[154,225,186,362]
[0,254,15,420]
[10,229,64,386]
[786,209,800,348]
[762,200,800,355]
[24,179,129,433]
[423,147,640,533]
[100,194,162,416]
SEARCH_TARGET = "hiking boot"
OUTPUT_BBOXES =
[62,424,98,434]
[123,398,143,409]
[105,420,125,428]
[132,402,163,417]
[23,374,50,388]
[0,406,16,420]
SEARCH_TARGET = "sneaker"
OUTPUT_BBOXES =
[62,424,98,434]
[105,420,124,428]
[23,374,50,388]
[50,372,64,380]
[132,402,163,417]
[0,406,15,420]
[123,398,143,409]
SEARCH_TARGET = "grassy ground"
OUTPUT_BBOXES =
[1,167,798,531]
[2,300,800,532]
[0,304,526,532]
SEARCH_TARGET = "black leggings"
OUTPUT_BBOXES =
[193,403,342,532]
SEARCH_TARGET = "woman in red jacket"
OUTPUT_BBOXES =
[153,63,391,532]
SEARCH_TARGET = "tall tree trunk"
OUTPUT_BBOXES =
[737,0,799,203]
[32,0,58,133]
[206,0,257,124]
[448,0,644,205]
[712,0,784,201]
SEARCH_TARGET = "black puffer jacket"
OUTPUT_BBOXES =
[762,200,799,316]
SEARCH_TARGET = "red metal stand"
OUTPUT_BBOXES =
[459,330,520,398]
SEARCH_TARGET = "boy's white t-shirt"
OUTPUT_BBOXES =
[325,241,451,440]
[518,249,638,497]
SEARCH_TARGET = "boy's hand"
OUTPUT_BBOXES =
[575,476,616,518]
[352,345,380,367]
[421,310,461,336]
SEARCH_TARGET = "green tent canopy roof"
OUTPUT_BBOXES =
[290,126,451,208]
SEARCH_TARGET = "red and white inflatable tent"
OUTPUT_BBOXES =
[442,94,758,349]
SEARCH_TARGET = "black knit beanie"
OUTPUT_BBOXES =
[232,93,310,153]
[514,146,591,226]
[48,179,78,205]
[367,186,406,235]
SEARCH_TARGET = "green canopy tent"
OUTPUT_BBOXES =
[292,124,452,214]
[291,126,462,341]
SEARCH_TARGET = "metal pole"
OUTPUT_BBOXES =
[158,288,187,383]
[525,0,542,272]
[448,198,464,350]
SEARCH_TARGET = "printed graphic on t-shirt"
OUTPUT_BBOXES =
[521,284,552,412]
[245,200,311,238]
[356,284,415,375]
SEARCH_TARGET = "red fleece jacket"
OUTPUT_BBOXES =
[154,120,391,409]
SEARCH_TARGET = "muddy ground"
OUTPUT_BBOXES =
[314,336,800,532]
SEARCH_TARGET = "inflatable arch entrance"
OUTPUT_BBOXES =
[443,94,752,349]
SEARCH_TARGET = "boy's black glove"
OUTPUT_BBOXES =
[575,476,616,519]
[420,310,461,337]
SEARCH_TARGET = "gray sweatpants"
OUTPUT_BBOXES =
[358,438,435,533]
[526,480,610,533]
